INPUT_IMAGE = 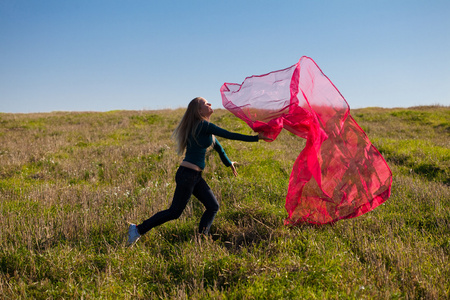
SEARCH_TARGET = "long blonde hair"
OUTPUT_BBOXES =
[172,97,207,155]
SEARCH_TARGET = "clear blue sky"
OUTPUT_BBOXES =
[1,0,449,113]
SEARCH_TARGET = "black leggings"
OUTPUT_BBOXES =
[137,166,219,235]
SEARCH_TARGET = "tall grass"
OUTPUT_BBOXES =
[0,106,449,299]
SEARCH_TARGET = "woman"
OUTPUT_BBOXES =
[127,97,270,245]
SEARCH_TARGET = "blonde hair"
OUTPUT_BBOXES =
[172,97,207,155]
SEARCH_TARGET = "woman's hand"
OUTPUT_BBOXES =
[230,162,238,177]
[258,132,273,141]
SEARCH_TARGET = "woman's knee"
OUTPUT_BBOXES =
[167,207,184,220]
[209,202,219,213]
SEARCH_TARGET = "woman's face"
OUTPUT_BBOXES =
[199,98,213,119]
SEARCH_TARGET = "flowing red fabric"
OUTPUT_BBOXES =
[220,56,392,225]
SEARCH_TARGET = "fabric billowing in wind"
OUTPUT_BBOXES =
[220,56,392,225]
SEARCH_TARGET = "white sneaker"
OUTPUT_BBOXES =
[127,223,141,246]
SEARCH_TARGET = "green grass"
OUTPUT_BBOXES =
[0,106,449,299]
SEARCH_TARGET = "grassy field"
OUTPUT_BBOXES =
[0,105,449,299]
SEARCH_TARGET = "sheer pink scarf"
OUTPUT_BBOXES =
[221,56,392,225]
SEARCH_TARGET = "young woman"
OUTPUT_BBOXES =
[127,97,270,245]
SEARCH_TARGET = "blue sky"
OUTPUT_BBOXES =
[1,0,449,113]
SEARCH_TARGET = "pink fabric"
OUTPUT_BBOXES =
[221,56,392,225]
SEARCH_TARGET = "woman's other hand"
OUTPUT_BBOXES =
[230,162,238,177]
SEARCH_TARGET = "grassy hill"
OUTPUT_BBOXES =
[0,105,449,299]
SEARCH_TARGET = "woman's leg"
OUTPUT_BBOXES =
[136,167,199,235]
[193,177,219,234]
